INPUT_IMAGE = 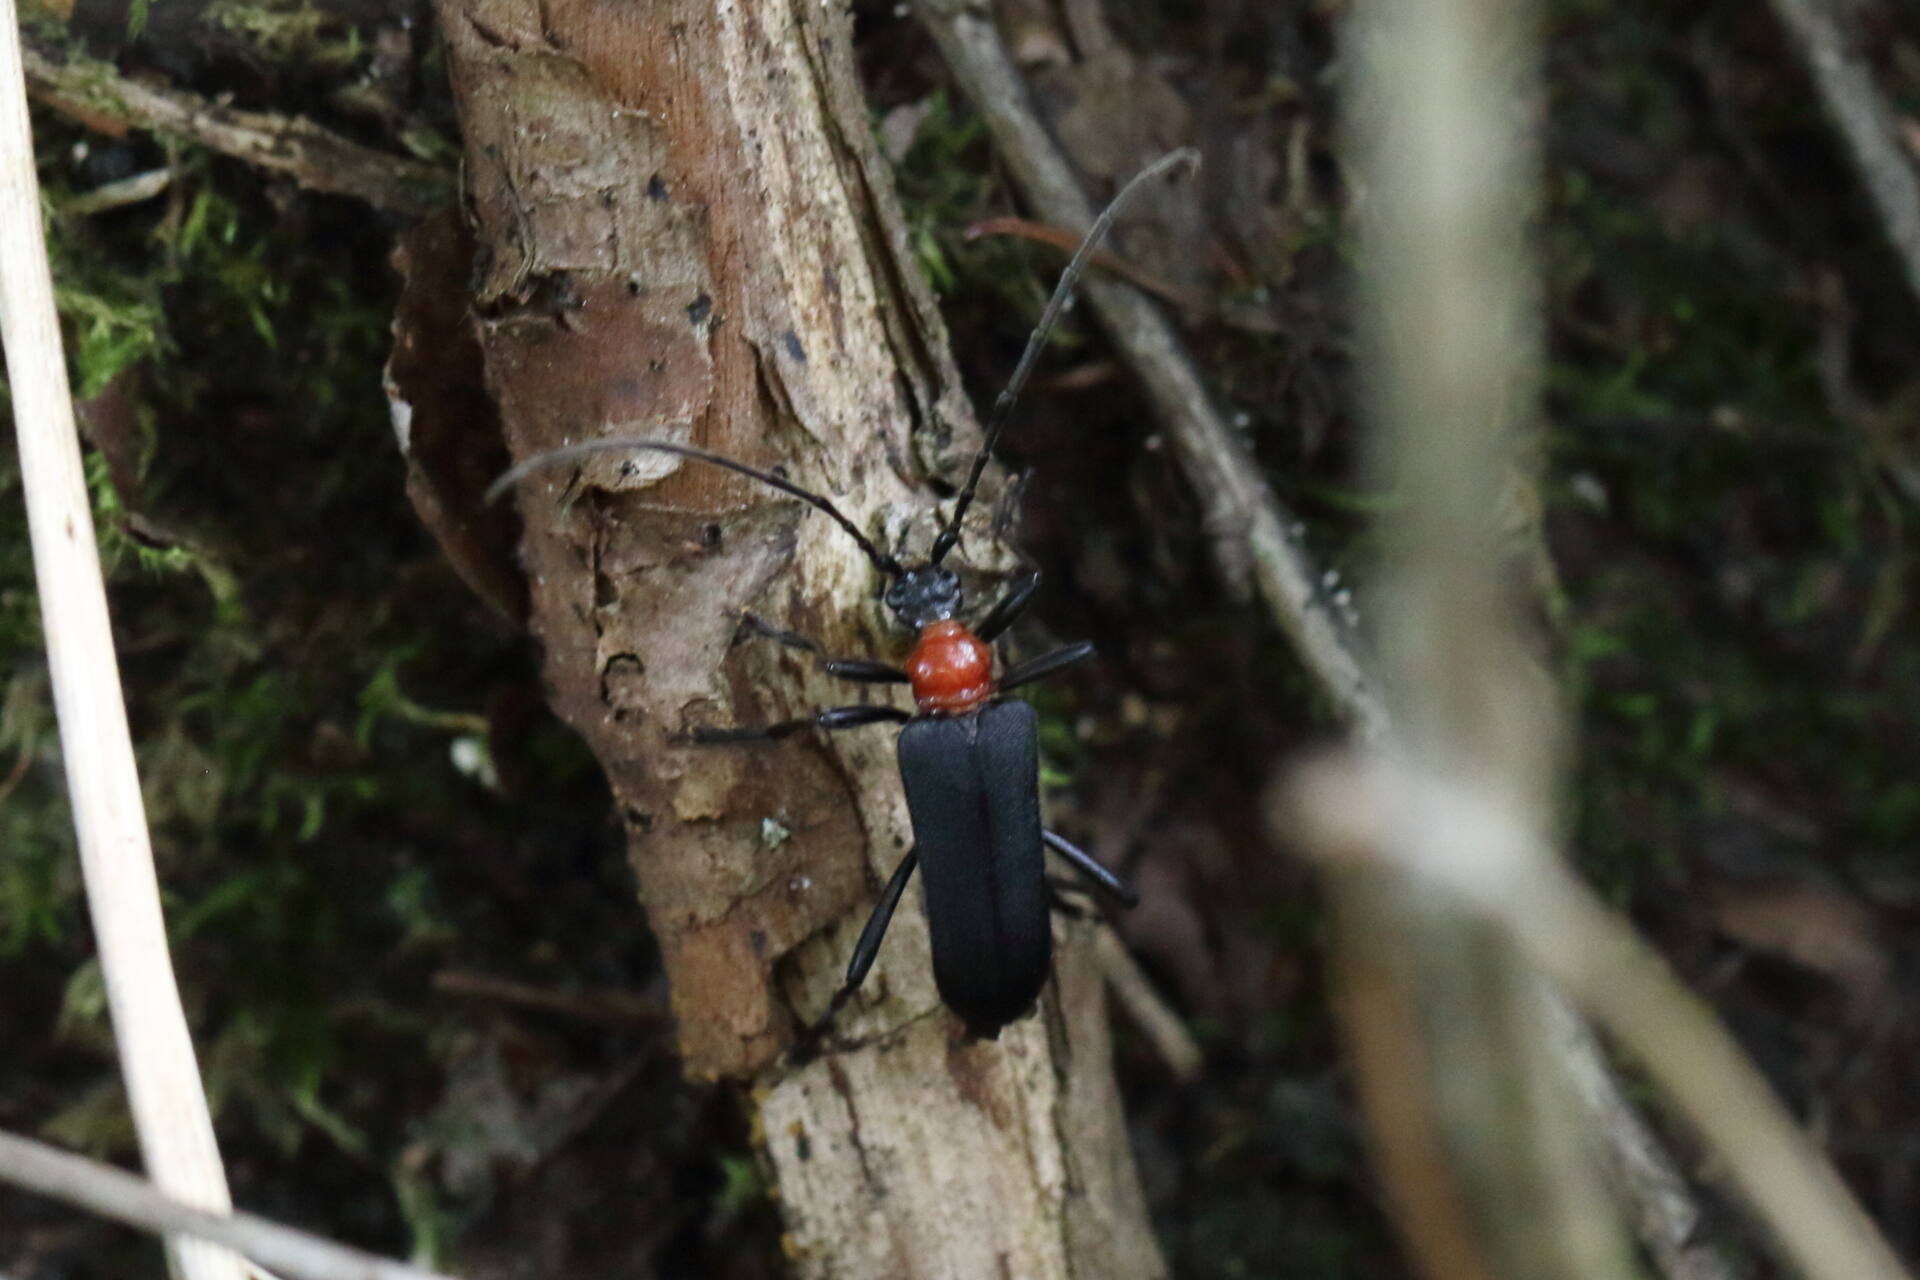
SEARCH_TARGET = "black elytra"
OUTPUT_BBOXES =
[900,701,1050,1037]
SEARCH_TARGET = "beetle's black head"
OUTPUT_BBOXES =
[883,564,963,630]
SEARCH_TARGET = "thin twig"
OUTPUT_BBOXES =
[1092,927,1202,1082]
[22,44,452,216]
[0,7,246,1279]
[1766,0,1920,313]
[962,215,1203,311]
[1541,994,1744,1280]
[430,969,668,1025]
[0,1129,461,1280]
[912,0,1388,738]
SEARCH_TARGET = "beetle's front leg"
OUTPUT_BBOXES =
[974,569,1040,644]
[1000,641,1096,692]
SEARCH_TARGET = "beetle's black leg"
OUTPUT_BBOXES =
[822,659,913,684]
[842,849,920,992]
[1000,641,1096,692]
[1042,828,1139,908]
[735,612,911,685]
[975,570,1041,644]
[734,610,819,652]
[683,705,913,744]
[792,850,920,1061]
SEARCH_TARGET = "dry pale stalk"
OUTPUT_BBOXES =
[0,1128,460,1280]
[1282,757,1912,1280]
[1342,0,1640,1273]
[0,4,246,1278]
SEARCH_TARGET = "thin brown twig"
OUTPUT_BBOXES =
[963,215,1204,311]
[21,44,452,216]
[430,969,668,1025]
[1091,928,1201,1081]
[0,740,37,805]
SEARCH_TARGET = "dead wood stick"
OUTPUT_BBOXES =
[21,44,452,216]
[1767,0,1920,313]
[0,7,246,1279]
[0,1128,461,1280]
[1092,926,1202,1082]
[913,0,1388,739]
[432,0,1166,1273]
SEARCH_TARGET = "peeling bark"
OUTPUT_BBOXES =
[425,0,1163,1274]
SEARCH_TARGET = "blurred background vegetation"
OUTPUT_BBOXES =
[1,0,1917,1275]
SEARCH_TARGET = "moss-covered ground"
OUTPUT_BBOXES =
[3,0,1918,1275]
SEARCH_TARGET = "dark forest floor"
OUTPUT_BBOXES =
[2,1,1918,1276]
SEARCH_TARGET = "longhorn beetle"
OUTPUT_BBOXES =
[491,149,1198,1043]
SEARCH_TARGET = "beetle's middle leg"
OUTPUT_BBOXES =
[682,704,912,744]
[734,611,909,685]
[1042,828,1138,908]
[791,849,920,1061]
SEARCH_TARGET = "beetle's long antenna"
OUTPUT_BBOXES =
[487,437,905,578]
[928,147,1201,567]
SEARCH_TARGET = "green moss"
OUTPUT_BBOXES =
[204,0,367,71]
[2,116,596,1241]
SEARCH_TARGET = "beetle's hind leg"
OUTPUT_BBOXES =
[790,850,920,1064]
[733,611,909,685]
[1043,828,1138,908]
[681,704,912,744]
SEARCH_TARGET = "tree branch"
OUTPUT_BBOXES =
[22,43,452,215]
[1767,0,1920,312]
[426,1,1164,1274]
